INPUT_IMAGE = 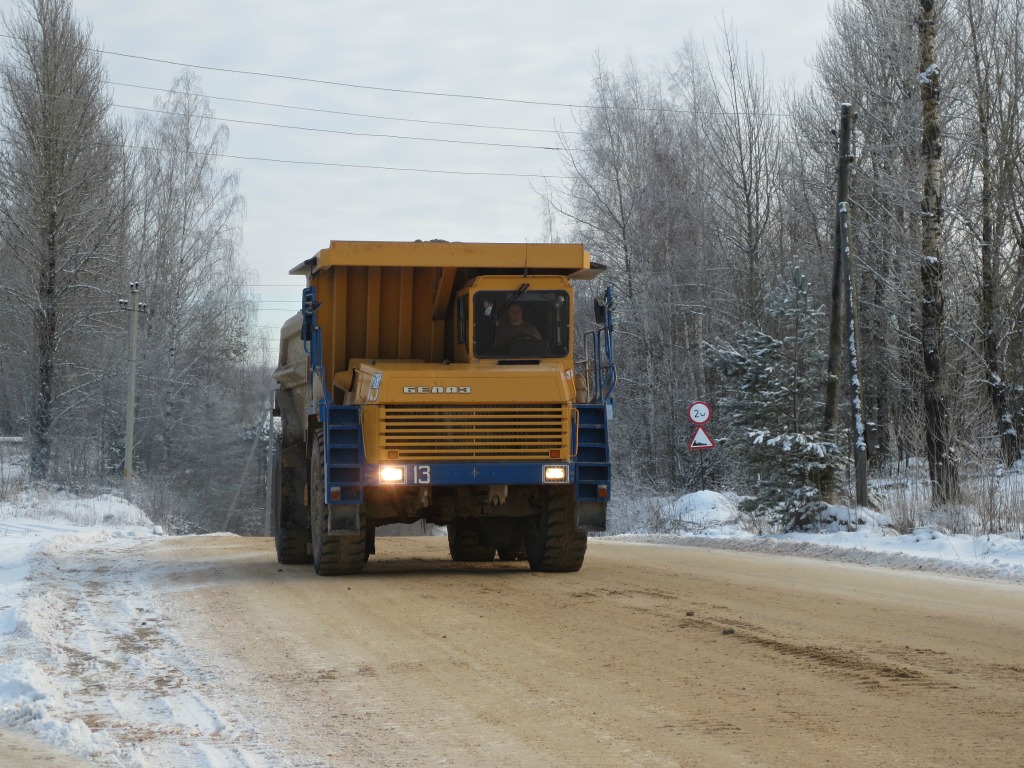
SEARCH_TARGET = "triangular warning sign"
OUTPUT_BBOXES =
[689,426,715,450]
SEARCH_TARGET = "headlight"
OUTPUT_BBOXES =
[543,465,568,483]
[379,466,406,484]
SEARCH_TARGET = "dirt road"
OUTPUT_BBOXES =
[145,535,1024,768]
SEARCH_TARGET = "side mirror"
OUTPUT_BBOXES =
[300,287,320,342]
[593,298,607,325]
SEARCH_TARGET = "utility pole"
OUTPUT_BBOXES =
[824,118,846,439]
[119,283,147,502]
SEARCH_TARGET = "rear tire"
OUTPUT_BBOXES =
[448,518,496,562]
[275,520,311,565]
[525,489,587,572]
[273,431,312,564]
[311,430,366,575]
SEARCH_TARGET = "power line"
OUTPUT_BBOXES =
[0,77,563,150]
[204,149,567,178]
[97,48,589,110]
[0,135,570,179]
[120,102,560,151]
[97,47,798,118]
[107,80,580,136]
[0,32,807,121]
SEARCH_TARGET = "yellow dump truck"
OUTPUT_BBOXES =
[271,241,616,574]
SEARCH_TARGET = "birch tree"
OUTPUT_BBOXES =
[127,70,260,531]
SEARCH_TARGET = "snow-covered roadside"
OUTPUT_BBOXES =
[0,492,300,767]
[610,490,1024,583]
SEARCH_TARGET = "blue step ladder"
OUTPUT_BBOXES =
[325,406,363,503]
[574,404,610,503]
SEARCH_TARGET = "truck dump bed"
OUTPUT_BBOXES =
[288,241,600,375]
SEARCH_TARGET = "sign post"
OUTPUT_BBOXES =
[687,401,714,447]
[687,401,714,489]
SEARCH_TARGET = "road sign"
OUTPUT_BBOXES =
[689,426,715,450]
[688,401,711,424]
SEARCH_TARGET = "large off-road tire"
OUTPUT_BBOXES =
[310,430,366,575]
[273,433,312,565]
[448,518,496,562]
[275,517,311,564]
[525,488,587,572]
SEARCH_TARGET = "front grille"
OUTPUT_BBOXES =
[376,404,569,460]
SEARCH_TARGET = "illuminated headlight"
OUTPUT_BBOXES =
[543,465,568,483]
[379,466,406,484]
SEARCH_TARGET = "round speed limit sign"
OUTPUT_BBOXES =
[688,401,711,424]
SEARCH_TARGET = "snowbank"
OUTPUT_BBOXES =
[610,490,1024,583]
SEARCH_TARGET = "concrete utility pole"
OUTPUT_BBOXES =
[119,283,147,502]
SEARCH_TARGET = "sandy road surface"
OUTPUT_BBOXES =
[142,535,1024,768]
[0,728,94,767]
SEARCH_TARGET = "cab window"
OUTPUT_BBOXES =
[473,290,570,358]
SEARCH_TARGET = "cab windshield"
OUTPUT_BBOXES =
[473,290,570,358]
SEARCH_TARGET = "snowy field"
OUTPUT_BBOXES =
[0,486,1023,765]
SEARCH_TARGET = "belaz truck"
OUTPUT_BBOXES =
[271,241,616,575]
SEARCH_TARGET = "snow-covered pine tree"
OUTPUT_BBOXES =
[706,264,845,530]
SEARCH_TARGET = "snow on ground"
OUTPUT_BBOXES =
[0,490,304,767]
[612,490,1024,583]
[0,487,1023,765]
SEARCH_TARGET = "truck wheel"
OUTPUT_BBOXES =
[448,518,496,562]
[273,433,312,564]
[311,430,366,575]
[525,488,587,572]
[275,515,311,565]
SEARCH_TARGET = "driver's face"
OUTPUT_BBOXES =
[509,304,523,323]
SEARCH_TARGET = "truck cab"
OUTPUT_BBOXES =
[459,275,572,362]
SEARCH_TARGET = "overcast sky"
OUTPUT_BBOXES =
[15,0,833,356]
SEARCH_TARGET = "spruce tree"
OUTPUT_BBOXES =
[707,265,845,530]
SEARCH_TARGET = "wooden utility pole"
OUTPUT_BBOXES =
[824,118,847,435]
[825,104,869,508]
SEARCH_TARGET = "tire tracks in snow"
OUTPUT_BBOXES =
[2,532,307,767]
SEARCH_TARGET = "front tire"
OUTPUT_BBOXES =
[310,430,366,575]
[525,489,587,572]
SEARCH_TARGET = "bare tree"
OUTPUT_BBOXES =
[127,69,260,531]
[951,0,1023,466]
[671,26,785,326]
[549,57,710,493]
[0,0,128,479]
